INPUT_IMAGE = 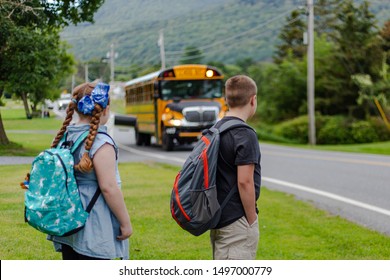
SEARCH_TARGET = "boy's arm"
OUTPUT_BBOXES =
[237,164,257,225]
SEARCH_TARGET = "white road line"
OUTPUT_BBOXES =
[118,144,390,218]
[263,177,390,217]
[117,143,185,164]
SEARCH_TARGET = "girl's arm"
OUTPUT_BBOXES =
[93,144,133,240]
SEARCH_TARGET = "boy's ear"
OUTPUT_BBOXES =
[250,95,256,105]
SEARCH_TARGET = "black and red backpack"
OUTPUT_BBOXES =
[170,119,252,236]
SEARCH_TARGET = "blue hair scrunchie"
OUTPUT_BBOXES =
[77,83,110,115]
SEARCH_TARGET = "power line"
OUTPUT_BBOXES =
[66,2,320,70]
[164,13,304,63]
[165,7,303,56]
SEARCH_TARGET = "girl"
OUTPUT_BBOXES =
[47,82,132,260]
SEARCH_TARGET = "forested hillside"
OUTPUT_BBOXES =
[61,0,390,68]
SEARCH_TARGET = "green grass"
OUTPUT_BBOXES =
[312,141,390,155]
[2,108,62,130]
[0,104,62,155]
[0,133,57,156]
[1,162,390,260]
[110,97,126,115]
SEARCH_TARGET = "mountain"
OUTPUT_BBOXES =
[61,0,390,70]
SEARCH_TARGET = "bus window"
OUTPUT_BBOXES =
[161,80,223,100]
[204,80,223,98]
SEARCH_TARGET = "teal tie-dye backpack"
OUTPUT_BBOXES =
[24,131,101,236]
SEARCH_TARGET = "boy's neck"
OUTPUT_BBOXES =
[225,108,249,122]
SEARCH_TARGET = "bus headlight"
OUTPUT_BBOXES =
[205,69,214,78]
[168,119,182,126]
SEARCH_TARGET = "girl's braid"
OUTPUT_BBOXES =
[51,92,79,148]
[74,91,103,173]
[52,82,101,173]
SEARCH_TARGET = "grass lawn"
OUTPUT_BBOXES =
[312,141,390,155]
[1,162,390,260]
[0,105,62,156]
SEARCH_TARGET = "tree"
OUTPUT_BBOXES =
[328,0,383,117]
[314,0,338,38]
[380,19,390,65]
[2,25,74,118]
[251,53,307,123]
[353,20,390,117]
[0,0,105,27]
[0,0,105,145]
[236,57,255,74]
[273,9,307,64]
[179,46,204,65]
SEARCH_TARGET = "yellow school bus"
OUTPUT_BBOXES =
[124,64,227,151]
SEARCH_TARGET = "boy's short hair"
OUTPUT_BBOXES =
[225,75,257,108]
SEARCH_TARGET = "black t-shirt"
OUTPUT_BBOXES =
[214,116,261,229]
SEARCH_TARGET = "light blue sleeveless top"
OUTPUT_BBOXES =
[47,124,129,259]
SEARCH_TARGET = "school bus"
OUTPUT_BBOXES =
[124,64,227,151]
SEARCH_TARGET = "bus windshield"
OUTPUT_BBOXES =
[160,80,223,100]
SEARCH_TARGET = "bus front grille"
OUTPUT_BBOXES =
[183,107,218,123]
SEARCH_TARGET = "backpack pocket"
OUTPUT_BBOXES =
[25,192,61,211]
[190,185,220,224]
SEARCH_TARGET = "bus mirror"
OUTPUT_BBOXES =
[153,82,159,99]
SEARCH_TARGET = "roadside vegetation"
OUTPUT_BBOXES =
[1,101,390,156]
[1,162,390,260]
[248,116,390,156]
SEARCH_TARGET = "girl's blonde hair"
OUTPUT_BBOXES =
[51,82,107,173]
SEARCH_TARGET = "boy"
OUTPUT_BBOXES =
[210,75,261,260]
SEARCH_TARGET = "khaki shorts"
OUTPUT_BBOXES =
[210,215,259,260]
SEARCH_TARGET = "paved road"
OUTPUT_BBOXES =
[114,126,390,236]
[2,124,390,236]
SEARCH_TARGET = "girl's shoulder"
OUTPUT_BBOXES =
[93,131,118,158]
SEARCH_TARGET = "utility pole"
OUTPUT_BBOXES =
[85,63,89,83]
[158,29,166,70]
[307,0,316,145]
[71,74,75,93]
[109,43,115,84]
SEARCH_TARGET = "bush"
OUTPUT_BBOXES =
[317,116,353,144]
[350,121,379,143]
[273,116,309,144]
[271,115,390,145]
[248,120,298,144]
[368,117,390,142]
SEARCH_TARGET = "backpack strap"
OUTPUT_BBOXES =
[85,187,101,214]
[58,131,89,152]
[217,119,253,134]
[96,131,118,160]
[70,131,90,153]
[60,130,117,214]
[61,131,118,159]
[220,186,237,210]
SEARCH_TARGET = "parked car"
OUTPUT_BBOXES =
[57,94,71,110]
[44,99,55,109]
